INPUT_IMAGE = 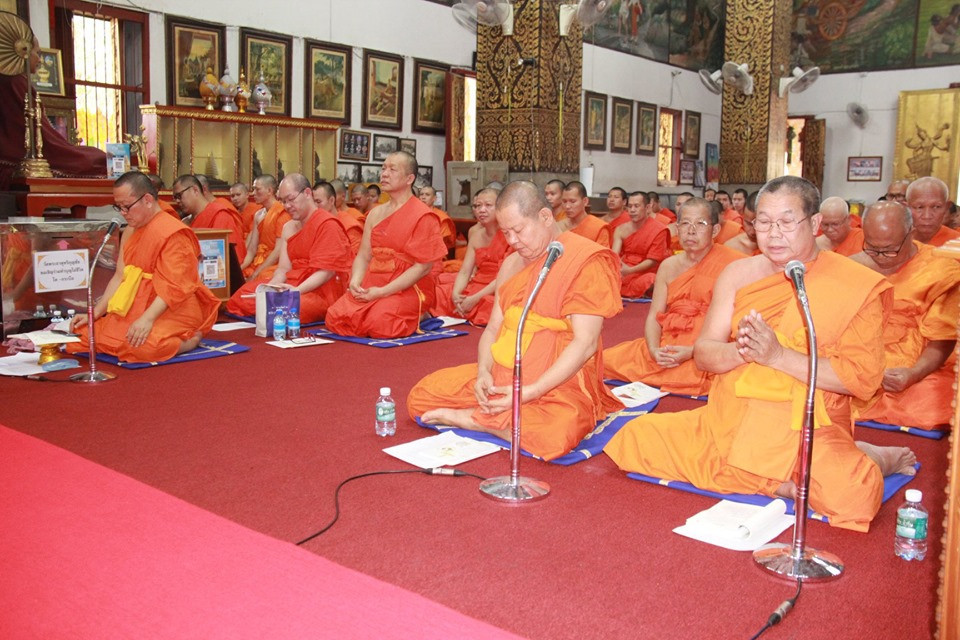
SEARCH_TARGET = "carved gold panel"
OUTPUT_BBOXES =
[894,88,960,202]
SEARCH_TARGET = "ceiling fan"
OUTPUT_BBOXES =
[778,66,820,97]
[560,0,612,36]
[452,0,514,35]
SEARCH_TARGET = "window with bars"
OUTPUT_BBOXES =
[51,0,148,150]
[657,107,682,186]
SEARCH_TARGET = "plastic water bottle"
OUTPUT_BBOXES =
[895,489,928,561]
[272,308,287,341]
[375,387,397,437]
[67,309,76,322]
[287,308,301,339]
[52,310,63,323]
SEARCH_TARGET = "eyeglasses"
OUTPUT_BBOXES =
[280,188,305,206]
[753,216,811,234]
[112,193,146,213]
[863,234,910,258]
[171,185,196,201]
[677,220,711,231]
[886,193,907,202]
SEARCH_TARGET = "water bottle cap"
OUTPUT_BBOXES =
[380,387,391,396]
[905,489,922,503]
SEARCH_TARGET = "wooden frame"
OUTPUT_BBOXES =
[847,156,883,182]
[362,49,404,130]
[165,17,225,109]
[412,59,448,134]
[360,163,382,183]
[304,39,351,124]
[636,101,656,155]
[400,138,417,157]
[416,164,434,187]
[683,110,701,158]
[339,129,370,161]
[240,28,292,116]
[1,0,29,19]
[611,97,633,154]
[32,47,64,96]
[583,91,607,151]
[372,134,399,161]
[335,162,361,184]
[42,95,79,144]
[679,158,696,185]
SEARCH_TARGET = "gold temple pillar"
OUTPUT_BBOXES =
[719,0,792,185]
[476,0,581,175]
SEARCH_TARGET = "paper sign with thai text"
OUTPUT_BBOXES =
[33,249,89,292]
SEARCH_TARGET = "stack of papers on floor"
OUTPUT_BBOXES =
[673,499,794,551]
[383,431,502,469]
[610,381,668,408]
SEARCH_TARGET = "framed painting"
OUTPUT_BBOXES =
[373,134,399,161]
[400,138,417,156]
[679,158,696,185]
[166,17,225,108]
[847,156,883,182]
[305,40,351,123]
[683,110,701,158]
[611,97,633,153]
[362,49,404,130]
[240,28,292,116]
[32,48,64,96]
[636,101,656,155]
[705,142,720,188]
[413,59,448,134]
[336,162,361,184]
[0,0,29,19]
[583,91,607,151]
[361,164,382,183]
[416,165,434,187]
[339,129,371,161]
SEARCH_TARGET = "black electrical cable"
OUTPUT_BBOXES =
[295,467,487,546]
[748,579,803,640]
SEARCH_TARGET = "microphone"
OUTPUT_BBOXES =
[784,260,807,302]
[541,240,564,273]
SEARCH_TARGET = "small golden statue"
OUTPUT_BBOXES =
[236,67,251,112]
[123,124,147,171]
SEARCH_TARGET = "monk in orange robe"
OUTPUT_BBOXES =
[815,196,864,256]
[144,174,179,220]
[331,179,365,226]
[227,177,354,323]
[432,187,512,326]
[172,175,247,264]
[851,201,960,429]
[714,218,743,244]
[409,181,624,461]
[601,187,630,229]
[724,191,760,255]
[909,176,960,246]
[613,191,671,297]
[560,181,612,247]
[604,198,744,394]
[242,175,291,280]
[604,176,916,532]
[67,172,219,363]
[647,191,676,224]
[325,152,447,338]
[419,185,462,273]
[309,180,361,254]
[229,182,261,238]
[544,179,566,221]
[716,190,742,225]
[158,200,180,220]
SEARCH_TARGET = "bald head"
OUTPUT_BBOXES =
[863,200,913,233]
[820,196,849,219]
[497,181,551,219]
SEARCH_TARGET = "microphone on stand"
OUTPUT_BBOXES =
[70,219,122,383]
[479,240,564,504]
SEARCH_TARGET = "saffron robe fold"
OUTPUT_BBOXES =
[325,198,447,338]
[606,212,630,229]
[407,232,624,461]
[159,200,180,220]
[239,202,262,237]
[432,230,512,326]
[191,199,247,263]
[67,214,220,363]
[569,215,612,248]
[619,217,671,297]
[244,201,291,277]
[604,251,893,532]
[434,208,457,250]
[337,210,363,254]
[656,207,676,223]
[827,227,864,256]
[714,219,742,244]
[926,225,960,247]
[226,210,354,323]
[855,242,960,428]
[604,244,744,394]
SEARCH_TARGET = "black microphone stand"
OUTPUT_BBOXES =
[70,222,119,383]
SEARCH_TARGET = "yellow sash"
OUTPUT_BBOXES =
[490,305,568,368]
[733,328,832,431]
[106,265,153,317]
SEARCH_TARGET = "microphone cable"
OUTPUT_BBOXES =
[748,578,803,640]
[295,467,487,546]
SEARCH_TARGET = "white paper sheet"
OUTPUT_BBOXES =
[610,381,668,407]
[673,499,795,552]
[211,321,257,332]
[383,431,502,469]
[8,330,81,346]
[433,316,468,328]
[265,337,333,348]
[0,352,45,377]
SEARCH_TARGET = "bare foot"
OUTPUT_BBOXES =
[775,481,797,500]
[857,441,917,477]
[421,408,480,429]
[177,331,202,355]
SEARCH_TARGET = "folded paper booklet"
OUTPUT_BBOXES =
[610,381,668,408]
[673,499,794,552]
[383,431,502,469]
[9,329,81,346]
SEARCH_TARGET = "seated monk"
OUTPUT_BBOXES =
[172,175,246,264]
[350,183,373,223]
[604,176,916,532]
[714,205,743,244]
[331,179,365,225]
[560,181,612,247]
[648,191,676,224]
[409,181,624,461]
[604,198,745,395]
[613,191,671,297]
[66,172,219,363]
[226,176,354,323]
[664,193,693,251]
[816,196,864,256]
[229,181,262,238]
[908,176,960,247]
[242,175,291,280]
[419,184,462,273]
[325,151,447,338]
[315,181,361,253]
[432,187,511,326]
[601,187,630,229]
[851,201,960,429]
[725,191,760,255]
[544,179,566,221]
[716,190,741,224]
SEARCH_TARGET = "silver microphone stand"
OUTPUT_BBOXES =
[70,222,119,383]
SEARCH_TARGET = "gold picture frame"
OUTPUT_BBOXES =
[305,40,351,123]
[611,97,633,154]
[166,17,225,109]
[362,49,404,131]
[241,28,292,116]
[894,87,960,201]
[583,91,607,151]
[31,48,64,96]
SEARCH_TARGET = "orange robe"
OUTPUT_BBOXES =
[606,212,630,229]
[226,209,354,323]
[407,233,624,461]
[192,199,247,264]
[827,227,864,256]
[431,230,512,326]
[604,244,744,394]
[239,201,262,237]
[722,209,742,224]
[244,201,291,278]
[855,242,960,428]
[158,200,180,220]
[926,225,960,247]
[656,207,676,223]
[714,219,742,244]
[434,208,457,250]
[850,214,862,228]
[569,215,612,247]
[337,210,363,254]
[655,213,673,226]
[340,206,365,225]
[325,198,447,338]
[605,251,893,532]
[619,218,671,297]
[66,214,220,363]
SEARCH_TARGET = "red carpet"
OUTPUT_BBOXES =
[0,302,946,639]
